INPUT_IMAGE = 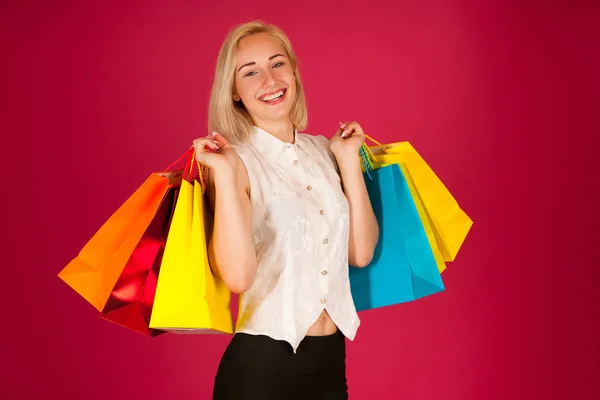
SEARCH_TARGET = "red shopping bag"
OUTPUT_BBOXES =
[100,185,179,337]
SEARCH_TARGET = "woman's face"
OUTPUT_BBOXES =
[233,33,296,126]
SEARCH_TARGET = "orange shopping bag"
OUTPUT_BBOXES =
[58,149,193,312]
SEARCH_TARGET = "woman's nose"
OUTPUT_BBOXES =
[262,69,276,86]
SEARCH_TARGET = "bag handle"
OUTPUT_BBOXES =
[358,134,383,179]
[364,134,382,146]
[180,151,207,190]
[164,148,194,171]
[160,148,208,190]
[359,145,374,179]
[193,161,207,191]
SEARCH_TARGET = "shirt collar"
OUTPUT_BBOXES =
[249,125,301,164]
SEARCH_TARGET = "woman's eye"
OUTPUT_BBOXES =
[245,71,257,77]
[273,62,284,68]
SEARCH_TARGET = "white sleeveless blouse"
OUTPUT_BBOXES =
[230,125,360,353]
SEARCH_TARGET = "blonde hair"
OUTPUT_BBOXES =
[207,20,308,144]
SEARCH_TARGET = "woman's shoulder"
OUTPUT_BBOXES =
[297,132,332,156]
[297,132,329,148]
[297,132,338,170]
[227,140,257,165]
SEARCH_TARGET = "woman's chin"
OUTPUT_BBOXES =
[253,103,293,121]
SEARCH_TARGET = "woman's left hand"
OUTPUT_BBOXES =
[329,121,366,159]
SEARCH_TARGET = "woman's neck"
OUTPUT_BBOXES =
[254,119,295,144]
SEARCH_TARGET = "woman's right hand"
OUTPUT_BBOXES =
[192,132,239,174]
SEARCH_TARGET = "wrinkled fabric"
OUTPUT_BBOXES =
[230,126,360,353]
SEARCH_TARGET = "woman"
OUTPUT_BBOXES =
[193,20,379,399]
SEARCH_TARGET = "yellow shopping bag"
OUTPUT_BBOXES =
[149,163,233,334]
[361,137,472,262]
[398,161,447,273]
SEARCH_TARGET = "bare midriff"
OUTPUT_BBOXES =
[305,309,338,336]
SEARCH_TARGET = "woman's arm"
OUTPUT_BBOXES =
[330,121,379,267]
[335,152,379,267]
[195,133,257,293]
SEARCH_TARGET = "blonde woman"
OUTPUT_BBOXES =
[193,20,379,399]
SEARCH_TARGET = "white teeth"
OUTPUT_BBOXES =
[260,90,284,102]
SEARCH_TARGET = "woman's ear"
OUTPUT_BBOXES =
[232,91,241,102]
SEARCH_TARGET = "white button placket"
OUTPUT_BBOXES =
[319,262,329,306]
[285,143,328,307]
[319,208,331,307]
[284,144,309,185]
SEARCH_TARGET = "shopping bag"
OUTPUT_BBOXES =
[149,165,233,334]
[100,186,178,337]
[58,149,194,312]
[58,174,171,311]
[363,144,446,273]
[399,161,447,273]
[349,164,445,311]
[361,138,472,262]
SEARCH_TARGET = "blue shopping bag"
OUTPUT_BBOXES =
[349,163,445,311]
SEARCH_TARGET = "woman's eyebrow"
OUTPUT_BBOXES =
[238,54,286,72]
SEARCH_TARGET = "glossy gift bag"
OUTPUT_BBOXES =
[100,184,179,337]
[349,163,445,311]
[59,174,172,311]
[149,163,234,334]
[58,149,193,313]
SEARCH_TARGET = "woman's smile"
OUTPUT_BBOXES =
[258,88,287,105]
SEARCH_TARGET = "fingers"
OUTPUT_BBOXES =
[338,121,364,138]
[336,121,352,137]
[193,136,220,154]
[194,131,230,151]
[211,131,230,148]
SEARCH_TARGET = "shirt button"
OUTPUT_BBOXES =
[320,298,327,304]
[323,238,329,244]
[319,209,325,215]
[306,185,312,191]
[321,270,328,276]
[293,160,299,165]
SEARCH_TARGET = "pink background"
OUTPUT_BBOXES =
[3,0,599,399]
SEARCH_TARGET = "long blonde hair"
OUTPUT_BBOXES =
[208,21,308,144]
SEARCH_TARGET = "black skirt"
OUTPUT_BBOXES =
[212,329,349,399]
